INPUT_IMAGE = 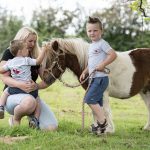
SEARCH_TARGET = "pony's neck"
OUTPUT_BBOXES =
[66,54,82,78]
[65,53,88,90]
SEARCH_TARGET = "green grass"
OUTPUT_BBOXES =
[0,71,150,150]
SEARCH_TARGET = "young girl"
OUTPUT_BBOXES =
[80,17,117,135]
[0,40,47,129]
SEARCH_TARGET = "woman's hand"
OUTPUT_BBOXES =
[18,80,37,93]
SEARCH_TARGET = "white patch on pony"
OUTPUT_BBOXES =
[108,51,136,98]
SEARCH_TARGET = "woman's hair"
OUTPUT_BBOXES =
[87,16,103,30]
[10,40,25,56]
[14,27,40,58]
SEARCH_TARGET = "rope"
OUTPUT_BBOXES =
[59,67,110,88]
[82,72,95,129]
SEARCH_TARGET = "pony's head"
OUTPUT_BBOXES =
[42,40,66,84]
[42,38,89,85]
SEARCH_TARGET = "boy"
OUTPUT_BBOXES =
[0,40,47,128]
[80,17,117,135]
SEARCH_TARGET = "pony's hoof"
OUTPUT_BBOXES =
[143,125,150,131]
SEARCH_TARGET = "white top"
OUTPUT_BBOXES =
[3,57,36,81]
[88,39,112,78]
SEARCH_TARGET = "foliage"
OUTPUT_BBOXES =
[0,7,23,54]
[30,6,82,45]
[130,0,150,17]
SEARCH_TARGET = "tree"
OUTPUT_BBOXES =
[30,6,81,44]
[0,8,23,54]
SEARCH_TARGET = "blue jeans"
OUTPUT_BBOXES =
[84,76,109,106]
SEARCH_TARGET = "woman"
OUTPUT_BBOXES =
[0,27,58,131]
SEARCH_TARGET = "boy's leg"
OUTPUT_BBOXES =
[89,104,105,124]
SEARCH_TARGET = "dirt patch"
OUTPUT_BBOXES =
[0,136,30,144]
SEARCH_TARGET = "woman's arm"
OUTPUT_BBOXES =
[36,66,49,90]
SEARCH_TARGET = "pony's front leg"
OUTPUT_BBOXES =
[103,90,115,133]
[140,91,150,130]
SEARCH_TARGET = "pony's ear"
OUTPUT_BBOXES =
[52,41,59,51]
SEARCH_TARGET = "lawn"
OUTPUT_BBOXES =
[0,71,149,150]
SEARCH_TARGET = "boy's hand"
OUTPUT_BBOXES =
[79,73,86,82]
[95,63,105,72]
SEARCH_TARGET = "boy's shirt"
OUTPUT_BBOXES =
[88,39,112,78]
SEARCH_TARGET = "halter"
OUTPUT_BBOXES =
[43,47,65,80]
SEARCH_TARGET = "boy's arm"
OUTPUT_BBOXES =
[36,46,46,65]
[96,49,117,71]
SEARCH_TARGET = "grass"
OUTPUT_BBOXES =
[0,71,150,150]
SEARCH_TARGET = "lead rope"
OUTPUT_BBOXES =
[82,70,95,129]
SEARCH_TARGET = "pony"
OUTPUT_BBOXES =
[42,38,150,133]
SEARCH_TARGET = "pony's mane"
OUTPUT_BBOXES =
[51,38,89,69]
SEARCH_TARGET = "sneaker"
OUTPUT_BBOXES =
[0,106,4,119]
[90,124,99,134]
[29,117,39,129]
[96,119,108,135]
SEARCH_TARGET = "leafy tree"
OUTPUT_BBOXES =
[30,6,81,44]
[0,8,23,54]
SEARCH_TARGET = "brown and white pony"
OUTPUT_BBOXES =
[42,38,150,133]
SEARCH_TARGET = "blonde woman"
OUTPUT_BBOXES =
[0,27,58,131]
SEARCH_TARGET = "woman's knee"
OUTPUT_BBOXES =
[19,96,36,113]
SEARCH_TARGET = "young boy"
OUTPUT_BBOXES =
[80,17,117,135]
[0,40,47,128]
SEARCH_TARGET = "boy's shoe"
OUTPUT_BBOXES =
[90,124,99,134]
[0,106,4,119]
[96,119,108,135]
[29,116,40,129]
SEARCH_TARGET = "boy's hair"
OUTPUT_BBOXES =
[87,16,103,30]
[10,40,25,56]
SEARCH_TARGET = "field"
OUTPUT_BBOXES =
[0,71,150,150]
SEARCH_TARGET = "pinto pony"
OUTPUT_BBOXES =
[42,38,150,133]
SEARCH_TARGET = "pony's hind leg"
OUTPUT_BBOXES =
[103,91,115,133]
[140,90,150,130]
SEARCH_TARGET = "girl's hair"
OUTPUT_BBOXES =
[87,16,103,30]
[14,27,40,58]
[10,40,25,56]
